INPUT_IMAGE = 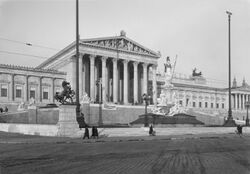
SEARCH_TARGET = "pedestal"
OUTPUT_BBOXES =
[161,86,175,105]
[28,105,37,124]
[57,105,80,137]
[223,118,236,127]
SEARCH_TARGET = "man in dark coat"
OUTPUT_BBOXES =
[83,126,89,139]
[236,125,243,136]
[77,113,86,130]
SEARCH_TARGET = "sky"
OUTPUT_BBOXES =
[0,0,249,87]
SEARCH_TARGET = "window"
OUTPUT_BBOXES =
[16,85,22,98]
[211,103,213,108]
[222,103,224,109]
[216,103,219,108]
[30,87,36,99]
[1,84,8,97]
[193,102,196,107]
[199,102,202,108]
[43,87,49,100]
[205,102,208,108]
[179,100,183,106]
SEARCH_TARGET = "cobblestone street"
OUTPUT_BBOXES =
[0,133,250,174]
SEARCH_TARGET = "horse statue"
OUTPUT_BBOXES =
[192,68,202,77]
[54,81,75,104]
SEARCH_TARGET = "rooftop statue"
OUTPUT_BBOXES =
[54,81,75,104]
[192,68,202,77]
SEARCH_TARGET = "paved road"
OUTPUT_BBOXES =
[0,133,250,174]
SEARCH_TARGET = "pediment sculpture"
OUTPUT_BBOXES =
[83,37,157,56]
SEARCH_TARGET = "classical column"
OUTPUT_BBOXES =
[90,55,95,101]
[143,63,148,94]
[123,60,129,104]
[243,94,246,110]
[231,94,234,110]
[79,55,83,98]
[241,94,243,110]
[100,56,107,103]
[239,94,242,110]
[82,59,86,94]
[106,62,109,102]
[235,93,238,110]
[152,65,157,105]
[52,78,55,103]
[39,77,43,102]
[133,61,138,104]
[26,75,29,101]
[113,58,118,103]
[11,74,15,101]
[71,56,76,91]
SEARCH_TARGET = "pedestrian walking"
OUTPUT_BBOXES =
[149,125,155,136]
[95,126,99,138]
[91,126,99,139]
[83,126,89,139]
[78,112,85,130]
[236,125,243,137]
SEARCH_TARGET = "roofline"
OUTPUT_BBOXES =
[81,35,160,57]
[36,41,76,69]
[0,64,66,75]
[37,38,160,69]
[172,82,227,92]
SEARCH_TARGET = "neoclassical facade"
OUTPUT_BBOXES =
[0,64,65,104]
[37,31,159,105]
[1,31,250,118]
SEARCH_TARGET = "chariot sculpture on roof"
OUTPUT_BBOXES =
[192,68,202,77]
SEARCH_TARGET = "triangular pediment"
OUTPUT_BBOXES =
[81,36,159,57]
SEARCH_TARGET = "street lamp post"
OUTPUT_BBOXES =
[224,11,235,127]
[227,11,232,120]
[75,0,80,117]
[142,93,151,127]
[245,101,250,126]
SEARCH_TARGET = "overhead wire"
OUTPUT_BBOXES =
[0,37,59,51]
[0,50,48,59]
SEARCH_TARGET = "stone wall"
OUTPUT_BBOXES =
[0,108,59,124]
[82,104,146,125]
[0,123,58,136]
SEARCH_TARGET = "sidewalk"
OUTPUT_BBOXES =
[1,127,250,144]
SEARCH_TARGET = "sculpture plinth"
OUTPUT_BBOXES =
[57,105,80,137]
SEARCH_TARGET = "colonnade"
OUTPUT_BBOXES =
[72,54,157,104]
[232,93,250,110]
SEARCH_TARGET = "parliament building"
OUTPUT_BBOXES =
[1,31,250,123]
